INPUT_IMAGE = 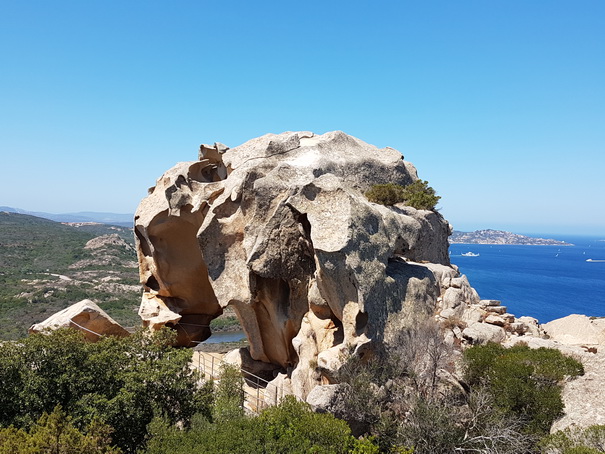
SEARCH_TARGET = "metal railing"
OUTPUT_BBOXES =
[194,352,286,414]
[64,320,288,414]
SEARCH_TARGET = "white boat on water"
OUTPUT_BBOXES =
[586,259,605,262]
[461,252,480,257]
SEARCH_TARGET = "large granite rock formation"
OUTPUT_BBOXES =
[133,131,494,397]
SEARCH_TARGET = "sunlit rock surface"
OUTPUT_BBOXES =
[29,299,130,341]
[134,131,485,397]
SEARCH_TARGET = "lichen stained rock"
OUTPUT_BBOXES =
[135,131,458,397]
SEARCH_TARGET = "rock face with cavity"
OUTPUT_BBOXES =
[134,131,605,424]
[134,131,464,396]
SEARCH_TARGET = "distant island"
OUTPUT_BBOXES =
[450,229,573,246]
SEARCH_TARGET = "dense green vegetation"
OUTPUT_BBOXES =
[0,406,120,454]
[540,425,605,453]
[146,396,378,454]
[146,361,380,453]
[463,342,584,434]
[365,180,440,210]
[0,212,140,339]
[0,325,590,453]
[0,328,210,453]
[0,329,377,453]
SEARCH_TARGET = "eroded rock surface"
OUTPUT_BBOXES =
[134,131,550,399]
[135,132,459,388]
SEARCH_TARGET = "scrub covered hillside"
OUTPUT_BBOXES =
[0,212,140,339]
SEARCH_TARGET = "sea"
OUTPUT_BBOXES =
[449,235,605,323]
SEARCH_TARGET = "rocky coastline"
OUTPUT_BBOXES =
[450,229,573,246]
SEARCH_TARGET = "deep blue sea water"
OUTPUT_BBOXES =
[449,235,605,323]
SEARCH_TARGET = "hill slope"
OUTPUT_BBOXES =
[0,206,133,226]
[0,212,140,339]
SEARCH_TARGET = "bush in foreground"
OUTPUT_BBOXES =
[144,396,378,454]
[333,322,535,453]
[0,406,120,454]
[540,425,605,453]
[0,328,212,453]
[464,342,584,434]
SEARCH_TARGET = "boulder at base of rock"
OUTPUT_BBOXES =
[223,347,282,382]
[543,314,605,346]
[462,322,506,344]
[306,384,343,413]
[516,316,545,338]
[29,299,130,341]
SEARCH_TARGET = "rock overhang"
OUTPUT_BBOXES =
[134,130,453,394]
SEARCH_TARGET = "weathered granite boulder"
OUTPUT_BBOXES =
[29,299,130,341]
[516,316,545,337]
[543,314,605,346]
[462,321,506,344]
[134,131,478,398]
[306,384,344,412]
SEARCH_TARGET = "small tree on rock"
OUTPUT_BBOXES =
[365,180,440,210]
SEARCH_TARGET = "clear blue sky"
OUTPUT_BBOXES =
[1,1,603,235]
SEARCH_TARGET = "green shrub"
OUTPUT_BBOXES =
[365,180,440,210]
[212,364,245,423]
[0,328,212,453]
[365,183,407,207]
[463,343,584,434]
[144,396,378,454]
[400,180,441,210]
[258,396,373,453]
[0,406,120,454]
[540,425,605,453]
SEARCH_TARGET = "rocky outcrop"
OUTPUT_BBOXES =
[84,233,135,252]
[543,314,605,346]
[29,299,130,341]
[134,130,580,402]
[134,131,459,393]
[70,233,138,269]
[551,348,605,431]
